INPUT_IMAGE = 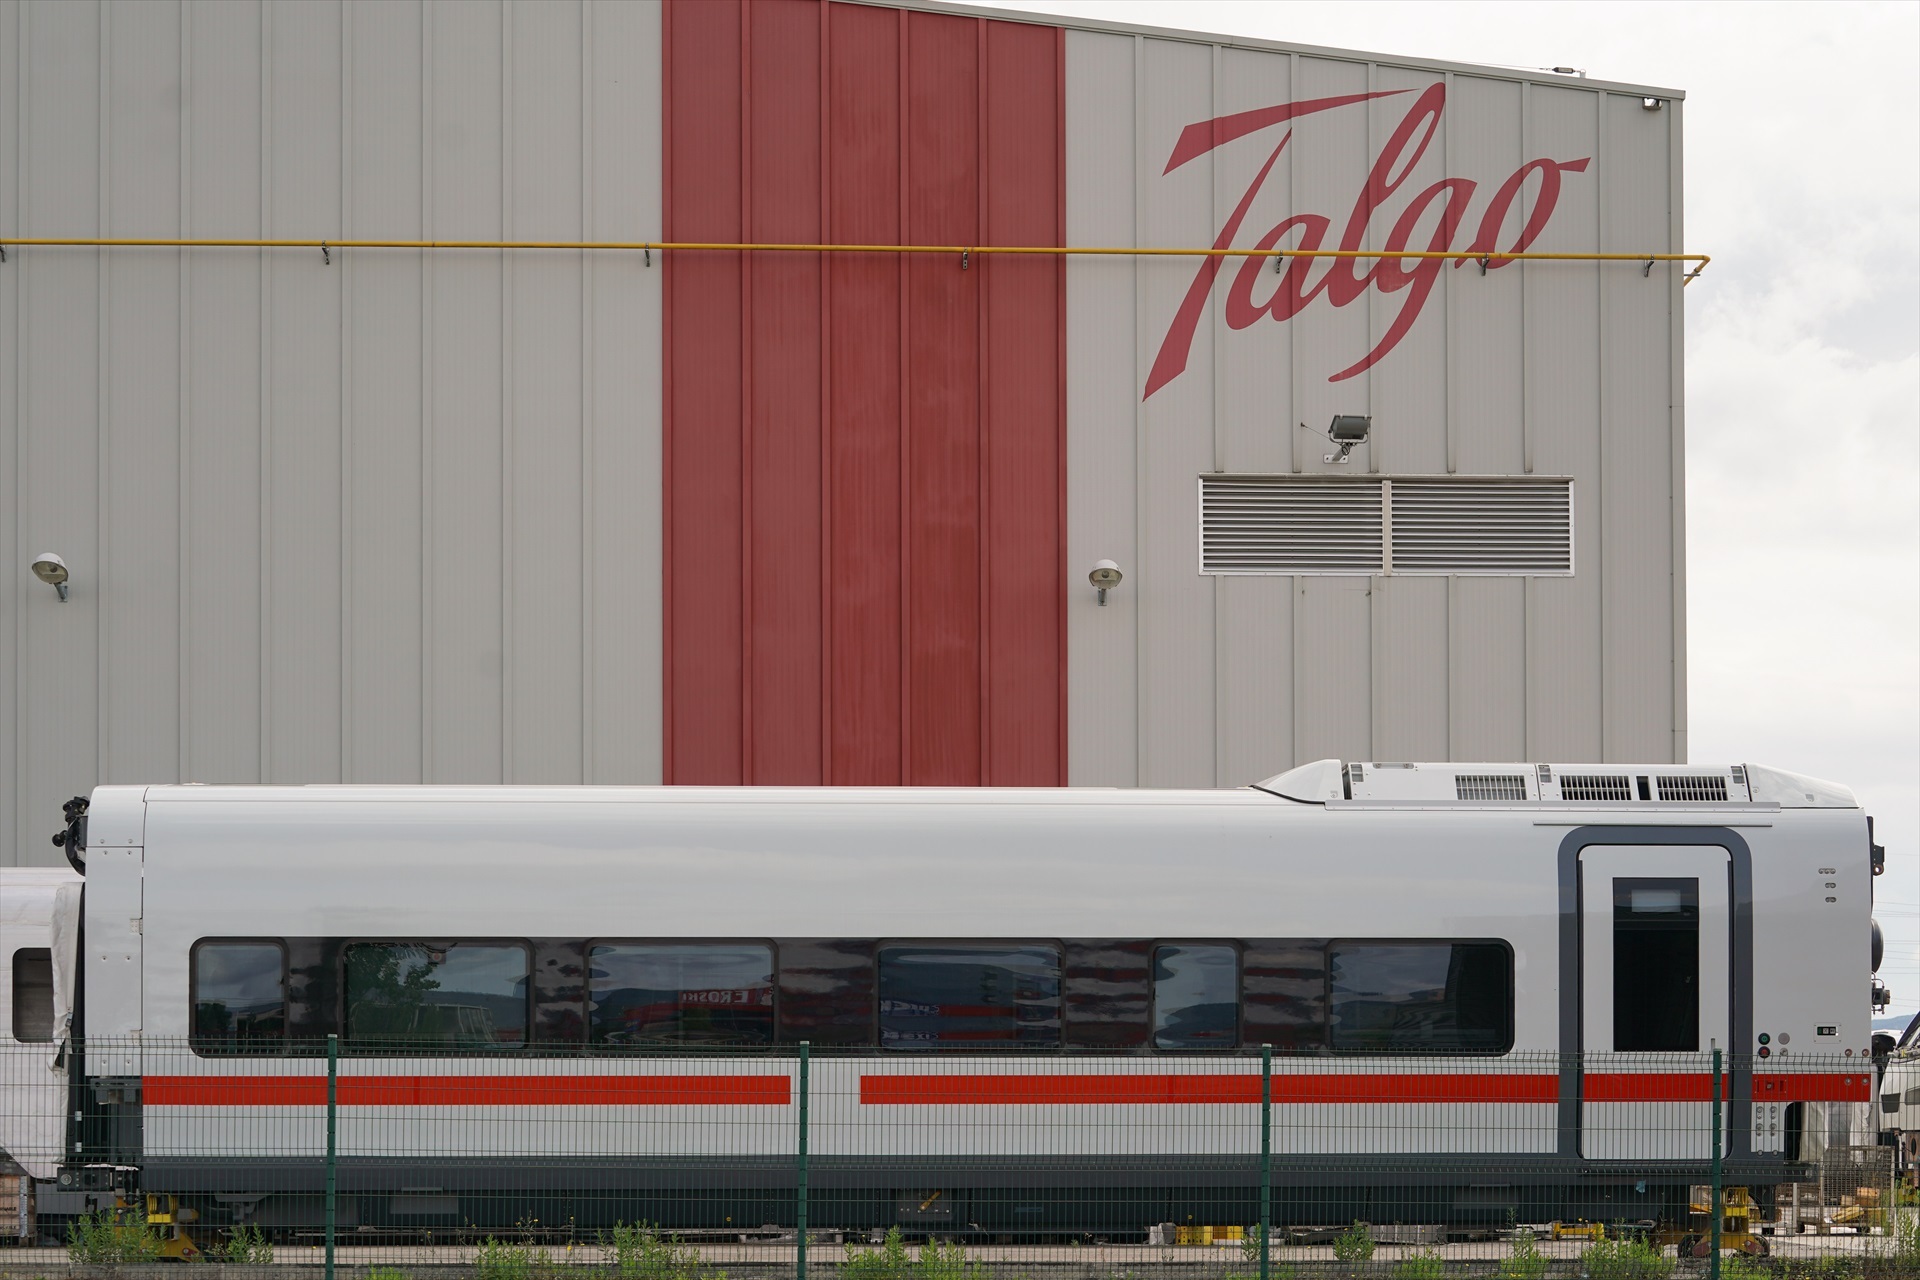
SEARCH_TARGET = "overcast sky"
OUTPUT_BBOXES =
[976,0,1920,1012]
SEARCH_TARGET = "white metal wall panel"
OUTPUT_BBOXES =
[3,0,665,866]
[103,0,185,790]
[1064,26,1682,788]
[1600,91,1677,763]
[1064,28,1139,787]
[1136,36,1217,789]
[346,0,427,783]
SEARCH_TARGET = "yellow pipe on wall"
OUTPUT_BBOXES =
[0,237,1710,281]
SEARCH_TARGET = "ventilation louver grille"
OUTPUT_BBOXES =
[1657,775,1729,802]
[1199,479,1382,574]
[1389,481,1573,573]
[1199,476,1572,576]
[1559,774,1634,802]
[1457,775,1528,801]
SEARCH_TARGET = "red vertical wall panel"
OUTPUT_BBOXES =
[903,12,982,784]
[665,0,1062,786]
[826,4,904,785]
[747,0,824,782]
[664,0,745,783]
[981,21,1064,785]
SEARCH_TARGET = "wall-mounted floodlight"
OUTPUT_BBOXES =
[1089,560,1123,606]
[31,552,69,602]
[1641,97,1663,111]
[1302,415,1372,464]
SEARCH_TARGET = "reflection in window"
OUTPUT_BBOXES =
[1328,943,1510,1053]
[588,944,774,1045]
[1152,945,1238,1049]
[191,943,286,1053]
[1613,878,1699,1051]
[344,943,528,1049]
[12,948,56,1043]
[878,945,1060,1050]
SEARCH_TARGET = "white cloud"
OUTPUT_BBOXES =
[980,0,1920,998]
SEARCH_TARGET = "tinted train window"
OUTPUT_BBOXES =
[11,948,54,1043]
[878,945,1061,1050]
[191,942,286,1053]
[1613,878,1698,1051]
[1328,942,1511,1053]
[344,943,529,1050]
[1152,945,1238,1049]
[588,943,774,1045]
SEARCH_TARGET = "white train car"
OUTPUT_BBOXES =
[0,761,1887,1239]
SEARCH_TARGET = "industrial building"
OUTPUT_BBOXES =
[0,0,1688,866]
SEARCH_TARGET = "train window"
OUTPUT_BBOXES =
[11,948,54,1043]
[190,941,286,1053]
[1152,945,1239,1049]
[1328,942,1512,1053]
[343,942,529,1050]
[1612,878,1698,1052]
[587,943,775,1045]
[878,945,1061,1050]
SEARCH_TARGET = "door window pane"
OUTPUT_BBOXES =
[11,948,55,1043]
[588,944,775,1045]
[878,945,1061,1050]
[1613,878,1699,1051]
[344,943,528,1050]
[1328,943,1511,1053]
[1152,945,1239,1049]
[191,942,286,1053]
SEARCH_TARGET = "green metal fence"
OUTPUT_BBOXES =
[2,1039,1915,1276]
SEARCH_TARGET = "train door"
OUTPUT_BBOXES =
[1580,845,1731,1159]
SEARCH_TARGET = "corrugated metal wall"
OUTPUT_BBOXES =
[1061,28,1685,788]
[661,0,1065,786]
[1,0,665,867]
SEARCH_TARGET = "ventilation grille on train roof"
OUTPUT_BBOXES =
[1198,476,1573,576]
[1657,775,1730,802]
[1456,775,1528,801]
[1559,774,1634,802]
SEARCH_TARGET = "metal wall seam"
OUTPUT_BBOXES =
[579,0,593,782]
[257,0,272,784]
[1053,21,1067,785]
[1594,88,1608,762]
[339,0,353,783]
[420,0,435,784]
[176,0,191,784]
[737,0,753,784]
[500,0,514,784]
[817,0,833,784]
[1131,30,1146,789]
[6,0,21,862]
[1666,93,1687,764]
[657,0,672,783]
[896,3,911,784]
[1207,39,1222,786]
[975,15,990,786]
[96,0,111,787]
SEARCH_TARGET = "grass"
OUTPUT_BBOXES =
[65,1210,162,1265]
[1332,1222,1376,1265]
[213,1222,274,1264]
[1580,1237,1675,1280]
[1389,1250,1447,1280]
[1497,1230,1548,1280]
[841,1228,986,1280]
[604,1223,720,1280]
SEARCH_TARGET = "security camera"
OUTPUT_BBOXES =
[31,552,69,602]
[1302,415,1372,464]
[1089,560,1123,606]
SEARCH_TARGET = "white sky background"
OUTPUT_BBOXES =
[976,0,1920,1014]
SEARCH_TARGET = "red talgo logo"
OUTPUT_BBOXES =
[1144,84,1592,399]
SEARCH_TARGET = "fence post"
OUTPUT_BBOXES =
[797,1041,810,1280]
[326,1033,337,1280]
[1260,1044,1273,1280]
[1710,1043,1722,1280]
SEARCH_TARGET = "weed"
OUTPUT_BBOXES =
[1390,1250,1447,1280]
[1718,1253,1771,1280]
[841,1228,984,1280]
[1580,1237,1674,1280]
[604,1223,715,1280]
[1784,1259,1860,1280]
[1864,1208,1920,1279]
[1495,1229,1546,1280]
[1333,1222,1376,1265]
[65,1210,162,1265]
[476,1235,555,1280]
[365,1268,414,1280]
[214,1222,274,1264]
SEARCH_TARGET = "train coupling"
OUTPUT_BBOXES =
[55,1163,136,1194]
